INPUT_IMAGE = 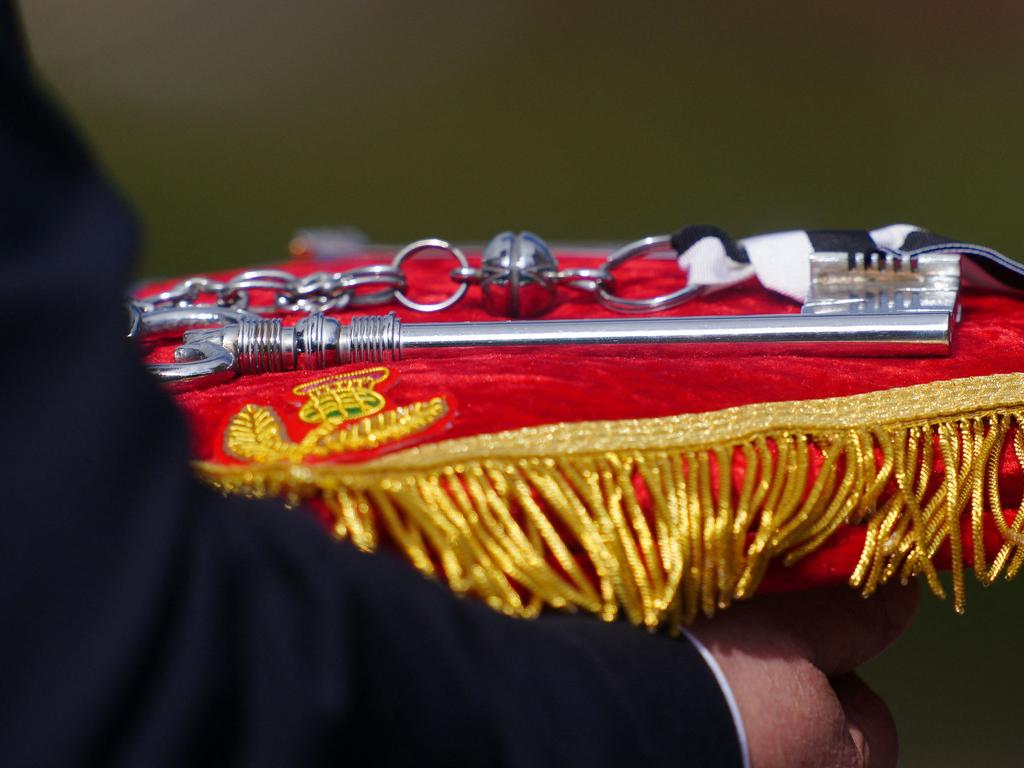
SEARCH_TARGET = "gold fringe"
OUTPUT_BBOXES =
[195,372,1024,627]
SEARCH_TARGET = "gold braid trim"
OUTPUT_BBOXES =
[195,372,1024,627]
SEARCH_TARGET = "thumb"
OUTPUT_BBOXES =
[767,581,919,676]
[693,581,919,677]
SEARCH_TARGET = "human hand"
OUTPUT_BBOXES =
[689,581,918,768]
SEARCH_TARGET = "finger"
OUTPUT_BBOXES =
[699,580,919,676]
[833,674,899,768]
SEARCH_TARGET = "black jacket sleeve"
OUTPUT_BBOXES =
[0,5,742,766]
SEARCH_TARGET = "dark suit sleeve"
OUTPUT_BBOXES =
[0,4,742,766]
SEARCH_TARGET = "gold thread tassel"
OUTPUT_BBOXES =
[197,372,1024,627]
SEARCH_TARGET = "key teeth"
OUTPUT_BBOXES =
[848,251,920,275]
[348,312,401,363]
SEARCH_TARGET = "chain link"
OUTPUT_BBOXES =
[553,267,616,294]
[596,235,706,312]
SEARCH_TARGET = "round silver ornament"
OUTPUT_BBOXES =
[480,231,558,317]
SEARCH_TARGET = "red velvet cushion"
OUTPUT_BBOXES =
[141,247,1024,620]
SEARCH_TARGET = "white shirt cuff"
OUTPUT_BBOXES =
[682,629,751,768]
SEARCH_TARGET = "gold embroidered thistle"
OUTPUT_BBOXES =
[224,367,448,463]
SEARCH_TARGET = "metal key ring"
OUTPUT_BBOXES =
[391,238,470,312]
[595,234,706,313]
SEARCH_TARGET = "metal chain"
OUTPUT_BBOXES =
[129,233,701,319]
[131,265,411,315]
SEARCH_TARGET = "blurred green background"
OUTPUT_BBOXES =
[20,1,1024,763]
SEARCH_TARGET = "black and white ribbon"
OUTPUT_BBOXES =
[673,224,1024,302]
